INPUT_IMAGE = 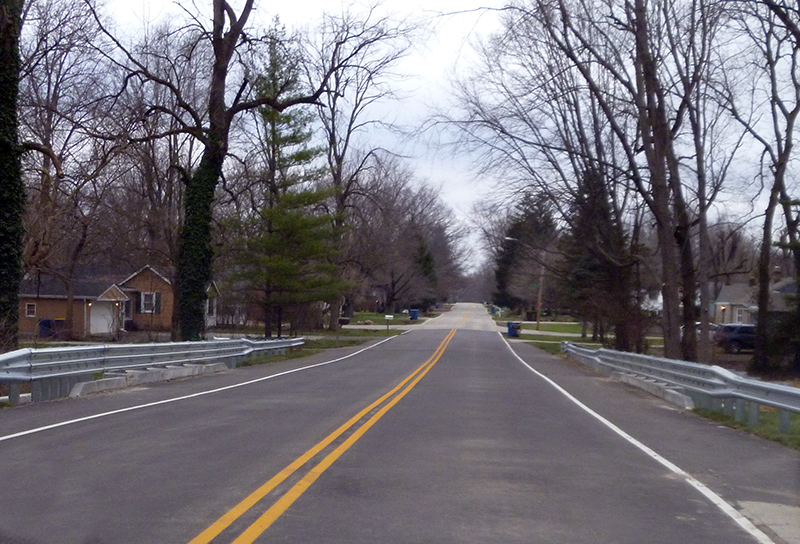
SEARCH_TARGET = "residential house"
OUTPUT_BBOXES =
[713,279,797,324]
[19,272,110,339]
[714,283,756,324]
[117,266,173,332]
[19,266,219,339]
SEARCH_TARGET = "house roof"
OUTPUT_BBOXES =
[716,283,755,307]
[19,272,122,299]
[118,265,173,287]
[773,278,798,294]
[770,278,798,313]
[19,265,216,301]
[715,280,798,313]
[97,284,129,302]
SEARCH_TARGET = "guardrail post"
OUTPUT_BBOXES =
[748,402,760,427]
[690,391,708,410]
[778,410,791,433]
[30,381,40,403]
[724,398,736,418]
[8,384,20,406]
[58,377,72,399]
[32,379,52,402]
[735,399,747,423]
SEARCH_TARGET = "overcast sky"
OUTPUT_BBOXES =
[106,0,505,269]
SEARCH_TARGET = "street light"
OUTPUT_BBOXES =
[504,237,545,331]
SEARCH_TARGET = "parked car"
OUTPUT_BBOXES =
[713,323,756,353]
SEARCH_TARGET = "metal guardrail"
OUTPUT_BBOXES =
[561,342,800,433]
[0,337,304,404]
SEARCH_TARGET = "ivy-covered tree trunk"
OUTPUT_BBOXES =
[174,0,248,341]
[0,0,25,352]
[176,146,224,340]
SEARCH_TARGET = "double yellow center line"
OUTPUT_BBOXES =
[189,328,458,544]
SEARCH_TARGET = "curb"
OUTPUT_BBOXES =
[69,363,228,398]
[611,372,695,410]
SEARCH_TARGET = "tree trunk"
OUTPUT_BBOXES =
[65,280,75,340]
[676,222,698,361]
[175,0,252,341]
[176,146,224,340]
[697,219,713,363]
[326,192,348,333]
[0,0,25,353]
[263,303,272,338]
[328,297,341,332]
[633,0,683,359]
[752,183,781,373]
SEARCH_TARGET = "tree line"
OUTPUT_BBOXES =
[451,0,800,374]
[0,0,467,349]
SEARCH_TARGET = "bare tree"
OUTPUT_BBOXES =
[447,0,732,359]
[663,0,743,360]
[350,157,463,312]
[308,8,415,329]
[19,0,122,338]
[447,5,652,351]
[720,0,800,372]
[86,0,409,340]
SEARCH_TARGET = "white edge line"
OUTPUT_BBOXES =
[499,332,775,544]
[0,335,399,444]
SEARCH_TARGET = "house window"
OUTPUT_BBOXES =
[206,297,217,317]
[124,299,132,319]
[142,292,157,314]
[735,307,745,323]
[25,303,36,317]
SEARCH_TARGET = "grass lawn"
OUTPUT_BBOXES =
[350,311,431,325]
[243,337,374,366]
[523,338,609,355]
[20,340,91,349]
[313,328,403,337]
[520,322,583,334]
[523,335,665,357]
[695,408,800,452]
[352,311,406,320]
[525,341,564,355]
[522,334,600,343]
[352,311,438,320]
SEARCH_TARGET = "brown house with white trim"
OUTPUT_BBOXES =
[118,266,174,332]
[19,266,219,339]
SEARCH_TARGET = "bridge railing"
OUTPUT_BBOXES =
[0,337,304,404]
[561,342,800,433]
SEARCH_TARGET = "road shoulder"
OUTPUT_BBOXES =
[507,340,800,544]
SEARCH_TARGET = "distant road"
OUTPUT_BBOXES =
[0,303,796,543]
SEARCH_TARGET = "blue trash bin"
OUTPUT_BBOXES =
[39,319,55,338]
[507,321,521,337]
[410,309,419,320]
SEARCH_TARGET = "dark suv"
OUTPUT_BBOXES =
[713,324,756,353]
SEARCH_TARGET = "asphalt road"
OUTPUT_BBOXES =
[0,303,797,544]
